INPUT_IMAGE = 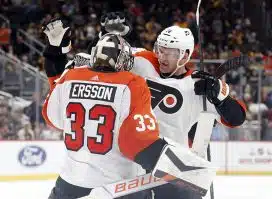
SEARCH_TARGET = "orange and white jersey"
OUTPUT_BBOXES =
[42,67,160,188]
[132,51,234,146]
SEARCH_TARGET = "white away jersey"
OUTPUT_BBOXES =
[133,51,221,146]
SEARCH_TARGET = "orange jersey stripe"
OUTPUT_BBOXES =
[118,76,160,160]
[184,69,194,77]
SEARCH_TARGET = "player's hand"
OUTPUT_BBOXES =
[100,12,132,37]
[191,70,229,105]
[42,18,72,56]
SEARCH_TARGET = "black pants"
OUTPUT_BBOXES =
[49,176,152,199]
[152,183,202,199]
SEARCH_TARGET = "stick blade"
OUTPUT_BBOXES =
[215,55,250,78]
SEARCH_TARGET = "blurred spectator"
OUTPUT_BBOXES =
[264,51,272,75]
[244,92,268,119]
[0,0,13,13]
[85,22,97,43]
[127,1,143,17]
[0,22,11,45]
[0,102,9,140]
[0,121,10,140]
[226,70,241,85]
[40,124,62,140]
[0,99,17,140]
[24,92,45,132]
[265,90,272,109]
[145,15,162,35]
[17,122,34,140]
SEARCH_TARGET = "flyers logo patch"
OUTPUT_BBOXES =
[146,79,183,114]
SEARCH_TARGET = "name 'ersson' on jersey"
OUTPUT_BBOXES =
[69,82,117,102]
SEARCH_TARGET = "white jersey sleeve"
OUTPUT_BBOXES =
[43,85,63,130]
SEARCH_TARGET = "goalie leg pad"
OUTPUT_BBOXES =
[152,144,217,196]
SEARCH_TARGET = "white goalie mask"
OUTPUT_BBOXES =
[92,33,134,72]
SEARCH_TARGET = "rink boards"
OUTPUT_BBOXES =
[0,141,271,181]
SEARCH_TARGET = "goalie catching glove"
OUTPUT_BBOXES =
[42,19,72,57]
[192,70,230,106]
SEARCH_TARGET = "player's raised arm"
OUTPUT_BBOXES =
[42,18,71,90]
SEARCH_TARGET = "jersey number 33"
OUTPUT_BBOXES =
[65,102,116,155]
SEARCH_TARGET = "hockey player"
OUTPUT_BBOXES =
[98,13,247,199]
[42,20,215,199]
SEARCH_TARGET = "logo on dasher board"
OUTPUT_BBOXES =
[18,145,46,167]
[146,79,183,114]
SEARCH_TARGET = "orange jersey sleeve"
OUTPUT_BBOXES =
[47,75,61,91]
[134,50,160,74]
[118,75,161,161]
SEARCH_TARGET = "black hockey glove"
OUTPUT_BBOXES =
[42,18,72,57]
[87,12,132,56]
[100,12,132,37]
[191,70,230,106]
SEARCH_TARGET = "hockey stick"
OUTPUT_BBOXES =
[196,0,206,110]
[78,173,166,199]
[214,55,250,78]
[196,1,215,199]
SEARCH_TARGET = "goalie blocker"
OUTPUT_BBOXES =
[152,141,216,197]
